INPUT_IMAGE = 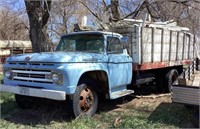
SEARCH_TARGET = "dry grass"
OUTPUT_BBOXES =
[0,74,195,128]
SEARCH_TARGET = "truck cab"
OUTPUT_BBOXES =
[1,31,133,117]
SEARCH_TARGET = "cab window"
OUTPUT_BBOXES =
[107,37,123,54]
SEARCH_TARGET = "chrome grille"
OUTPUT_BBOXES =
[12,68,53,84]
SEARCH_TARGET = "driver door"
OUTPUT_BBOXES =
[107,36,132,90]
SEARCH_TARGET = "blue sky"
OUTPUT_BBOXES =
[7,0,25,11]
[7,0,111,11]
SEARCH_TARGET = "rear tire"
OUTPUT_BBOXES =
[72,78,98,117]
[165,69,179,93]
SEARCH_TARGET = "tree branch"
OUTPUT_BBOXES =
[78,1,102,22]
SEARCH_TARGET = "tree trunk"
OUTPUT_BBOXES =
[25,0,52,52]
[110,0,120,21]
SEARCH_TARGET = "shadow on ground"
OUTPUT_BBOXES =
[148,102,195,128]
[1,95,136,126]
[0,84,158,126]
[97,83,161,113]
[1,99,74,125]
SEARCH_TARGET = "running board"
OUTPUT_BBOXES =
[110,89,134,99]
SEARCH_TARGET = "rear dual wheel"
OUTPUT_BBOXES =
[165,69,179,92]
[156,69,179,93]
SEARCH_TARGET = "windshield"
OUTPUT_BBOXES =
[56,34,104,53]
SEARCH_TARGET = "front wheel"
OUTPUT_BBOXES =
[72,78,98,117]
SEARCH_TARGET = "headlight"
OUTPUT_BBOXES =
[4,70,12,79]
[51,72,63,85]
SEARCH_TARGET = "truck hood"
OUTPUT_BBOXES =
[6,52,107,63]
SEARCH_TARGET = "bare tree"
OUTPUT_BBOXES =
[0,6,29,40]
[1,0,199,49]
[49,0,78,43]
[110,0,120,21]
[25,0,52,52]
[79,0,200,36]
[48,0,93,43]
[136,0,200,36]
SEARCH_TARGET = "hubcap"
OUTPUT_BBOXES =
[79,87,94,112]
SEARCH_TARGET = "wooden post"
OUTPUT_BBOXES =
[169,31,172,61]
[182,33,185,60]
[151,28,154,63]
[161,29,164,62]
[176,32,179,61]
[188,35,190,59]
[140,27,143,64]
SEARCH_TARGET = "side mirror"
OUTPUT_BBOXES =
[121,36,129,44]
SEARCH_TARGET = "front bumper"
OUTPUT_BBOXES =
[0,84,66,100]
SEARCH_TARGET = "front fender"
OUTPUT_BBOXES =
[62,63,109,94]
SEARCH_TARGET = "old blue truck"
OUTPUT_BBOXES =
[0,20,197,117]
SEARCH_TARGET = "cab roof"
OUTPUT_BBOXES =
[61,31,122,37]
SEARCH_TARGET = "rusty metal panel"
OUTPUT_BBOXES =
[134,60,191,70]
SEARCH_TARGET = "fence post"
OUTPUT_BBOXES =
[196,58,199,70]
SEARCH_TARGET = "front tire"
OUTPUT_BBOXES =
[72,78,98,117]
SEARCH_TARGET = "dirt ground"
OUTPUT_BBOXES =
[97,93,172,119]
[112,94,171,111]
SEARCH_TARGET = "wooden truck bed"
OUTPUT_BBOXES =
[111,19,198,70]
[172,59,200,106]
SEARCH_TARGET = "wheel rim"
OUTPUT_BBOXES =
[79,86,94,113]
